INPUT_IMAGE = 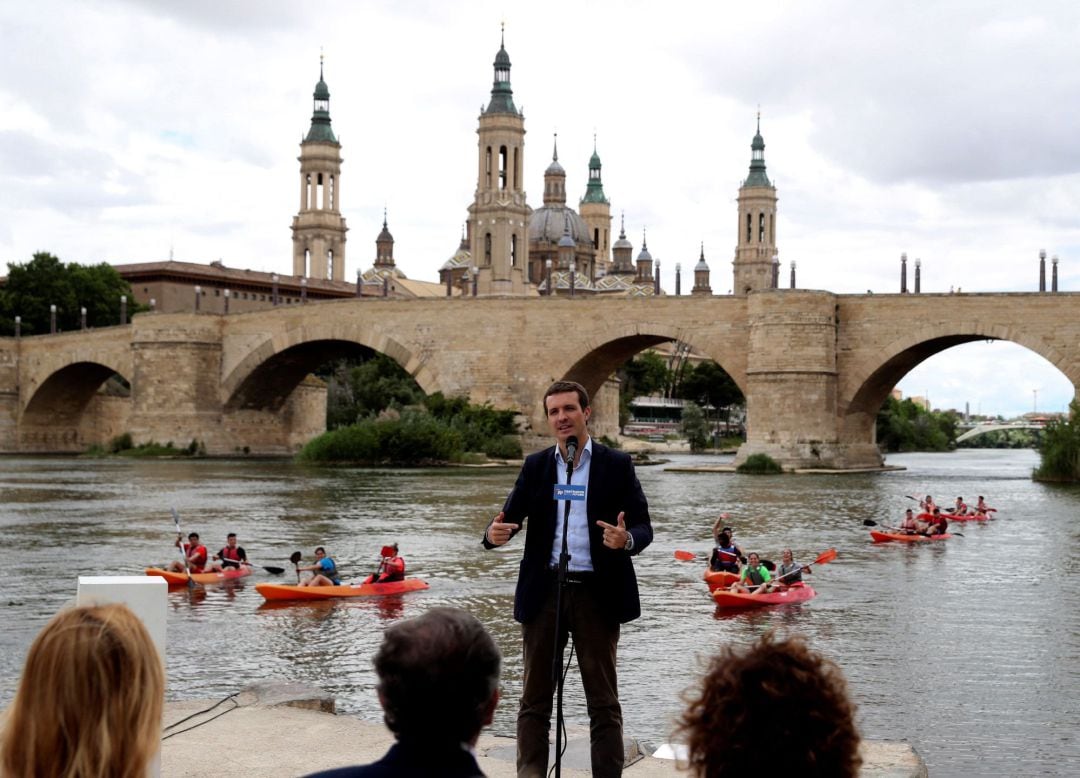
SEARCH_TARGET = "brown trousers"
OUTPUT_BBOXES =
[517,576,623,778]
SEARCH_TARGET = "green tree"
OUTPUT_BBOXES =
[0,252,142,335]
[324,354,425,429]
[680,401,709,452]
[618,351,675,427]
[876,395,959,452]
[1033,401,1080,482]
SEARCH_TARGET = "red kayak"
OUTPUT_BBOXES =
[938,512,990,522]
[145,566,253,586]
[255,578,429,601]
[870,530,952,543]
[712,584,816,609]
[703,568,740,591]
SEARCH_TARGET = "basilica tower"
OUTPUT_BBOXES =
[732,115,778,295]
[467,28,530,295]
[292,57,348,281]
[579,138,612,275]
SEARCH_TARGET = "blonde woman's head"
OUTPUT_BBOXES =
[1,603,164,778]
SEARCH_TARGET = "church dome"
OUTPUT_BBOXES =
[529,205,592,245]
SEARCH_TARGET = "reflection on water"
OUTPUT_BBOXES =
[0,450,1078,775]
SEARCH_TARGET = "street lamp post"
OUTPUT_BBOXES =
[80,306,87,331]
[50,304,56,334]
[471,267,478,297]
[1052,255,1059,292]
[120,294,127,325]
[223,289,231,314]
[569,261,576,297]
[271,273,279,306]
[194,286,202,312]
[654,260,661,295]
[14,315,20,339]
[545,258,553,296]
[301,277,308,303]
[790,260,797,289]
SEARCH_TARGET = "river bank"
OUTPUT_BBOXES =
[161,683,927,777]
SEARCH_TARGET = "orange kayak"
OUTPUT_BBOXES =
[938,512,990,522]
[145,566,253,585]
[870,530,952,543]
[712,585,816,608]
[703,568,740,591]
[255,578,429,601]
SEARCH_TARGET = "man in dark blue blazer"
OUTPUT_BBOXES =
[304,607,500,778]
[483,380,652,778]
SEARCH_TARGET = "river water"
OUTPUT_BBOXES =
[0,449,1077,776]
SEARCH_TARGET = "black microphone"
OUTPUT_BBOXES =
[565,436,579,470]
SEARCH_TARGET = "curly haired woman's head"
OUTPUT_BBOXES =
[677,632,861,777]
[1,603,164,778]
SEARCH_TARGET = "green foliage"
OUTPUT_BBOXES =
[876,396,959,452]
[736,453,783,474]
[680,401,710,452]
[1034,401,1080,482]
[297,410,464,464]
[0,252,144,335]
[680,360,743,411]
[108,432,133,453]
[424,392,520,457]
[324,354,425,429]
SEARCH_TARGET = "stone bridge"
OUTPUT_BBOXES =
[0,290,1076,469]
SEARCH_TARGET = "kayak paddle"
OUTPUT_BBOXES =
[170,508,200,590]
[863,519,962,537]
[674,550,699,561]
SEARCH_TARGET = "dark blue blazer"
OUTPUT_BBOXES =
[483,441,652,624]
[303,740,485,777]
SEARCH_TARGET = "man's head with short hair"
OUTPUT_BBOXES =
[375,607,500,745]
[543,380,590,411]
[188,533,199,541]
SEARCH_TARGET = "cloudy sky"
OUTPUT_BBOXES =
[2,0,1077,418]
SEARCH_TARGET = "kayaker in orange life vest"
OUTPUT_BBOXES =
[168,532,207,573]
[952,496,968,516]
[210,532,249,572]
[363,543,406,584]
[898,508,920,534]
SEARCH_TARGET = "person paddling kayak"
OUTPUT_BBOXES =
[952,496,968,516]
[297,547,341,587]
[763,548,811,592]
[921,508,948,536]
[210,532,250,572]
[362,543,406,584]
[168,532,207,574]
[898,508,920,534]
[728,552,771,595]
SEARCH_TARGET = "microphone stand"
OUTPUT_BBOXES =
[552,439,576,778]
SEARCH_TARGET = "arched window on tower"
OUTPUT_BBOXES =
[513,147,520,189]
[305,174,312,210]
[746,213,752,243]
[484,233,492,265]
[593,228,599,250]
[603,228,608,252]
[511,234,517,267]
[317,173,325,209]
[486,147,492,188]
[327,249,334,278]
[499,145,508,190]
[304,248,311,277]
[758,213,765,243]
[769,214,774,244]
[328,175,335,211]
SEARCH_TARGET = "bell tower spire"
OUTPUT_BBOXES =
[579,133,612,274]
[466,25,530,295]
[292,53,348,281]
[733,111,778,295]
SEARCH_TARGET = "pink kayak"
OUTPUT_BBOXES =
[870,530,952,543]
[712,584,817,609]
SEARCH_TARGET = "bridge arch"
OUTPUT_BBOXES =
[841,322,1077,444]
[222,321,441,412]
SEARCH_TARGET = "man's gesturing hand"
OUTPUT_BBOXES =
[486,512,519,546]
[597,511,631,550]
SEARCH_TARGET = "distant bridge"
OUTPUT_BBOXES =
[955,422,1047,443]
